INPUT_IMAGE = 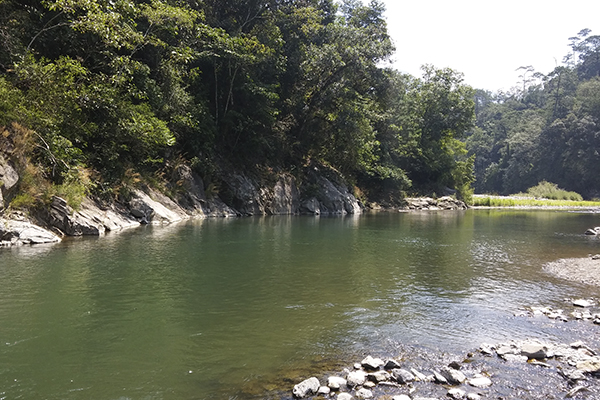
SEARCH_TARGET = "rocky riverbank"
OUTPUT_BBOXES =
[286,292,600,400]
[545,256,600,287]
[290,333,600,400]
[1,155,469,246]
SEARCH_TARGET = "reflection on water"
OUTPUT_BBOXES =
[1,210,600,399]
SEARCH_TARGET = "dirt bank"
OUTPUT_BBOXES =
[545,256,600,286]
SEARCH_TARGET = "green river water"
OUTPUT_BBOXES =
[1,210,599,399]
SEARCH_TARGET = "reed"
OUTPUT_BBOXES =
[472,196,600,208]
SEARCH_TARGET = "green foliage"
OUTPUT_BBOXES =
[466,29,600,199]
[522,181,583,201]
[1,0,480,208]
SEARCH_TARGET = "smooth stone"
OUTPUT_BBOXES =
[384,358,402,370]
[576,357,600,373]
[338,393,354,400]
[347,370,367,387]
[292,377,320,398]
[468,375,492,388]
[363,381,376,388]
[327,376,347,389]
[496,344,520,356]
[501,354,528,362]
[367,370,390,382]
[392,396,412,400]
[410,368,429,381]
[361,355,384,370]
[573,299,593,308]
[439,366,466,384]
[355,388,373,399]
[391,368,415,384]
[433,370,448,384]
[448,388,466,399]
[467,393,482,400]
[521,342,550,359]
[317,386,330,395]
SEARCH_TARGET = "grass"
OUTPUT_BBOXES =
[472,196,600,208]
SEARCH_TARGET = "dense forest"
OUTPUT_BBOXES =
[466,29,600,199]
[0,0,475,210]
[1,0,598,212]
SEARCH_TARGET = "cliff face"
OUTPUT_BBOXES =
[0,157,363,245]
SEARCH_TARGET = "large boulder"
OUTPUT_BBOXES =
[292,377,320,398]
[299,164,362,215]
[129,188,188,224]
[44,196,106,236]
[0,218,61,245]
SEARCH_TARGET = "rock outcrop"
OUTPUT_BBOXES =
[0,217,61,246]
[0,154,19,211]
[218,163,361,216]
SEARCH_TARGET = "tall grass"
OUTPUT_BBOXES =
[473,196,600,208]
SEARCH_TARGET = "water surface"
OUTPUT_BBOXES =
[1,210,599,399]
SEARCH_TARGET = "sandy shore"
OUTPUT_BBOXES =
[544,256,600,286]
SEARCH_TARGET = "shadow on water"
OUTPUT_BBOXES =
[1,210,599,399]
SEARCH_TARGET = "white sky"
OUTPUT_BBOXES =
[379,0,600,92]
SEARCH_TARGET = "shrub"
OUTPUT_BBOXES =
[524,181,583,201]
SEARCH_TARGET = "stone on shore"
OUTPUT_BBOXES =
[361,355,384,370]
[468,375,492,388]
[391,368,415,384]
[521,341,551,359]
[439,366,466,384]
[0,218,61,245]
[346,370,367,387]
[576,357,600,373]
[384,358,402,370]
[292,377,320,398]
[355,388,373,399]
[317,386,330,395]
[573,299,593,308]
[367,370,390,383]
[327,376,347,390]
[448,388,466,399]
[338,393,354,400]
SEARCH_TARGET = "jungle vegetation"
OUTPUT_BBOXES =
[0,0,475,208]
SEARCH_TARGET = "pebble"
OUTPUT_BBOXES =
[448,388,466,399]
[355,388,373,399]
[467,375,492,388]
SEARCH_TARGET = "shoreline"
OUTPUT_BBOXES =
[545,256,600,287]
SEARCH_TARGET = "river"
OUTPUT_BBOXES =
[1,210,599,399]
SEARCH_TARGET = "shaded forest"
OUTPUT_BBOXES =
[0,0,475,210]
[1,0,598,210]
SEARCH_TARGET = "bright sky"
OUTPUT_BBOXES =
[379,0,600,92]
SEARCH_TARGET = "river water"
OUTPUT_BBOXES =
[1,210,599,399]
